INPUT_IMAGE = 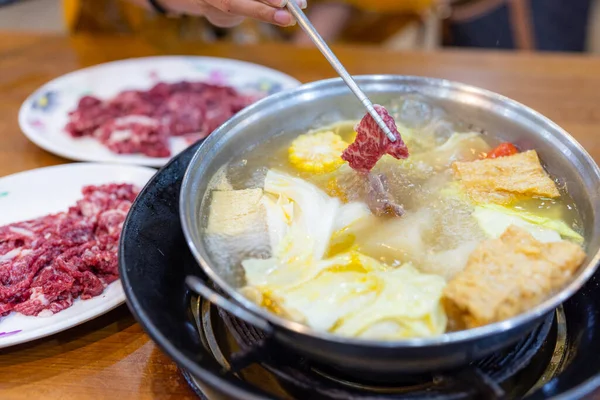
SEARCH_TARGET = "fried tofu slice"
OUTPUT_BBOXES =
[442,225,586,329]
[207,189,266,236]
[452,150,560,205]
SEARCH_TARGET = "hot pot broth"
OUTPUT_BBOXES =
[201,96,585,340]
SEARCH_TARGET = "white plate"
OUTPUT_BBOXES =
[19,56,301,167]
[0,163,156,348]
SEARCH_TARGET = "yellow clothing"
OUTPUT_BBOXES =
[344,0,433,13]
[63,0,434,41]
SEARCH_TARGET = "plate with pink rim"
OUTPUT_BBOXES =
[18,56,301,167]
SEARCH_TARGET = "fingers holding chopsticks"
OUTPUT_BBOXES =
[192,0,306,27]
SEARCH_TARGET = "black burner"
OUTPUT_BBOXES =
[182,294,563,400]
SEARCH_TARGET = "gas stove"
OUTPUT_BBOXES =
[180,294,595,400]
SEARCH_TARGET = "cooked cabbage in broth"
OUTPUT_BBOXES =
[202,95,586,340]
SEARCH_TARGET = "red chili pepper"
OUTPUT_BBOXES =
[486,142,519,159]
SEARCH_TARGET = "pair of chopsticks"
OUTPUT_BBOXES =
[284,0,396,142]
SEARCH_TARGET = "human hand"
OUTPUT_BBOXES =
[159,0,307,28]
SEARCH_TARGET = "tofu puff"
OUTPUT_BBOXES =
[443,225,586,330]
[452,150,560,205]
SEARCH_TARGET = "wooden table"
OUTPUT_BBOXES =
[1,31,600,400]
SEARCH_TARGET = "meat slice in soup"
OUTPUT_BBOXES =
[442,225,585,330]
[342,105,409,172]
[452,150,560,205]
[366,173,405,217]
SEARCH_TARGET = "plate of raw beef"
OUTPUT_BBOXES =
[0,163,155,348]
[18,56,301,167]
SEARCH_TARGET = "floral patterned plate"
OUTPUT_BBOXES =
[0,163,156,348]
[19,56,301,167]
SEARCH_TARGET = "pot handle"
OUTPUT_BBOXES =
[185,275,274,334]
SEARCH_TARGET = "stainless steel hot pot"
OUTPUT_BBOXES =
[179,76,600,376]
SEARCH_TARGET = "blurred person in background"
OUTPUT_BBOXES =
[62,0,438,48]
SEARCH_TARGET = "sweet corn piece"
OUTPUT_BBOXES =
[288,131,348,174]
